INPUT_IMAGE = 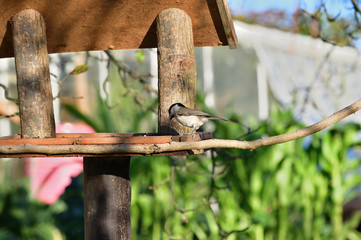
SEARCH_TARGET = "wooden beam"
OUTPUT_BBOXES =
[157,8,197,134]
[216,0,238,49]
[11,9,55,138]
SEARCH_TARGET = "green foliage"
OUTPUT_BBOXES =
[67,92,361,239]
[69,65,90,75]
[53,174,84,240]
[0,181,63,240]
[2,94,361,239]
[130,105,361,239]
[64,93,117,133]
[136,50,145,63]
[65,61,157,133]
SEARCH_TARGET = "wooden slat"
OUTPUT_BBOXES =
[0,132,212,158]
[0,149,206,158]
[0,132,211,157]
[0,132,211,146]
[216,0,238,49]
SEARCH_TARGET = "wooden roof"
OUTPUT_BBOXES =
[0,0,237,58]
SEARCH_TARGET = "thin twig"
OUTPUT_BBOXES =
[0,112,19,120]
[208,151,249,238]
[149,173,171,192]
[0,83,18,103]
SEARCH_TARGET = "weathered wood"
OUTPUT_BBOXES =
[0,132,212,158]
[0,0,236,58]
[216,0,238,49]
[11,9,55,138]
[84,157,131,240]
[0,132,212,145]
[157,8,197,134]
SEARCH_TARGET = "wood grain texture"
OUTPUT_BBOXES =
[0,0,236,58]
[157,8,197,134]
[11,9,55,138]
[0,132,212,157]
[84,157,131,240]
[216,0,238,49]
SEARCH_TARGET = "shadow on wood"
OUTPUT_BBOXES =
[84,157,131,240]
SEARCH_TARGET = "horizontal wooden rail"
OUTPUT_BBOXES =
[0,132,212,157]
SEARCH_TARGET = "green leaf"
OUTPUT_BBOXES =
[135,50,145,63]
[95,93,118,133]
[69,65,90,75]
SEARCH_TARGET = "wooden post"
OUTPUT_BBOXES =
[157,8,197,134]
[83,157,131,240]
[11,9,55,138]
[11,8,55,198]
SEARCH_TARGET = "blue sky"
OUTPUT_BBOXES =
[229,0,351,17]
[228,0,361,48]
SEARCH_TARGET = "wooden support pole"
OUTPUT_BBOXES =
[11,9,55,138]
[157,8,197,134]
[84,157,131,240]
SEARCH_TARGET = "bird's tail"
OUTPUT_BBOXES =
[208,117,227,121]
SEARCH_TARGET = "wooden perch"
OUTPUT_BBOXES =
[0,97,361,157]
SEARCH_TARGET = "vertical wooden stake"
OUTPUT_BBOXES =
[157,8,197,134]
[84,157,131,240]
[11,9,55,138]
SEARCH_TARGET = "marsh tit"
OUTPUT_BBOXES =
[168,103,226,135]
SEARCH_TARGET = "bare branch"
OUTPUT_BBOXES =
[321,3,341,22]
[0,83,18,103]
[104,50,150,85]
[1,97,361,156]
[0,112,19,120]
[351,0,361,15]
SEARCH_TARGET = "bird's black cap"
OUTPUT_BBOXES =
[168,103,186,119]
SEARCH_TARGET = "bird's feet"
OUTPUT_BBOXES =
[182,131,197,139]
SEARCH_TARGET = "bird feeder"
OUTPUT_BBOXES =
[0,0,237,239]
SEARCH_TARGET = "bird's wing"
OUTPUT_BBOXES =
[177,107,227,121]
[207,116,227,121]
[177,107,211,117]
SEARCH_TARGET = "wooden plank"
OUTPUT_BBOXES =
[0,149,206,158]
[216,0,238,49]
[0,132,211,157]
[0,132,212,145]
[0,0,236,58]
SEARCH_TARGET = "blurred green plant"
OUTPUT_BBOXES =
[53,174,85,240]
[2,53,361,239]
[0,180,65,240]
[1,95,361,239]
[64,54,157,133]
[128,106,361,240]
[63,91,361,239]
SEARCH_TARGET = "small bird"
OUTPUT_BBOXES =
[168,103,227,135]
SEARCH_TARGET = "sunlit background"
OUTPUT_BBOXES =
[1,0,361,239]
